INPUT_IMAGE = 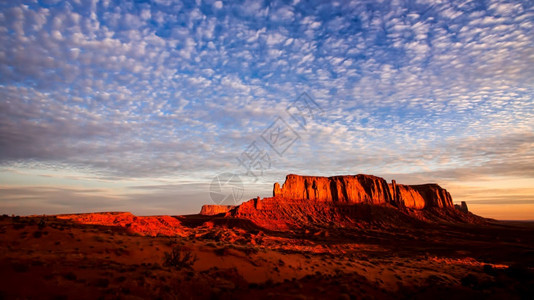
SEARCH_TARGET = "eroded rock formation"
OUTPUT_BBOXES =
[226,174,462,230]
[273,174,453,209]
[454,201,469,213]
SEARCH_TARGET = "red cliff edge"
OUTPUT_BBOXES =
[272,174,452,209]
[220,174,476,230]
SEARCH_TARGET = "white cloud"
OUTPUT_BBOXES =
[265,32,286,45]
[213,1,223,10]
[0,0,533,215]
[271,6,294,22]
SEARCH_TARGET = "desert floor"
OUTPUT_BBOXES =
[0,214,533,299]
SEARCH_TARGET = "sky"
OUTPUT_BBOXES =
[0,0,533,220]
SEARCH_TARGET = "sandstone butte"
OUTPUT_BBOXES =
[271,174,453,209]
[201,174,476,230]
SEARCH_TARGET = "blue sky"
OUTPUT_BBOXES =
[1,0,533,219]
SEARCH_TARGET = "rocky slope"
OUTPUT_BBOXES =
[57,212,188,237]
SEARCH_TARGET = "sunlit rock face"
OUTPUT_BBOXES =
[389,180,453,209]
[199,205,235,215]
[57,212,187,237]
[224,174,476,231]
[273,174,391,205]
[273,174,453,209]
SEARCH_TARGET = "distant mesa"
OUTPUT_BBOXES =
[201,174,480,230]
[200,205,235,215]
[272,174,453,209]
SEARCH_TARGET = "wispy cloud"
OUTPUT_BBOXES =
[0,0,532,217]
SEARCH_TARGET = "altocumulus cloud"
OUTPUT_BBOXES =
[0,0,533,217]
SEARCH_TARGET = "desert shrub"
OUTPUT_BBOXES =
[11,262,29,273]
[163,245,198,269]
[165,239,178,247]
[38,219,46,229]
[114,248,130,256]
[248,282,260,289]
[461,274,479,288]
[31,260,44,266]
[95,278,109,288]
[483,264,495,276]
[63,272,77,281]
[13,223,25,230]
[93,235,105,242]
[214,246,229,256]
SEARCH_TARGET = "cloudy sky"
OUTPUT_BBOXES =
[1,0,533,219]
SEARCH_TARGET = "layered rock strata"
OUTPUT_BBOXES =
[273,174,453,209]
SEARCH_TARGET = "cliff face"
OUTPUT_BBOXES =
[227,174,468,230]
[200,205,235,215]
[273,174,391,205]
[273,174,453,209]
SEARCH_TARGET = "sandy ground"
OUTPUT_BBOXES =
[0,214,533,299]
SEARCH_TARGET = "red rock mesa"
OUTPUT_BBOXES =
[201,174,472,230]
